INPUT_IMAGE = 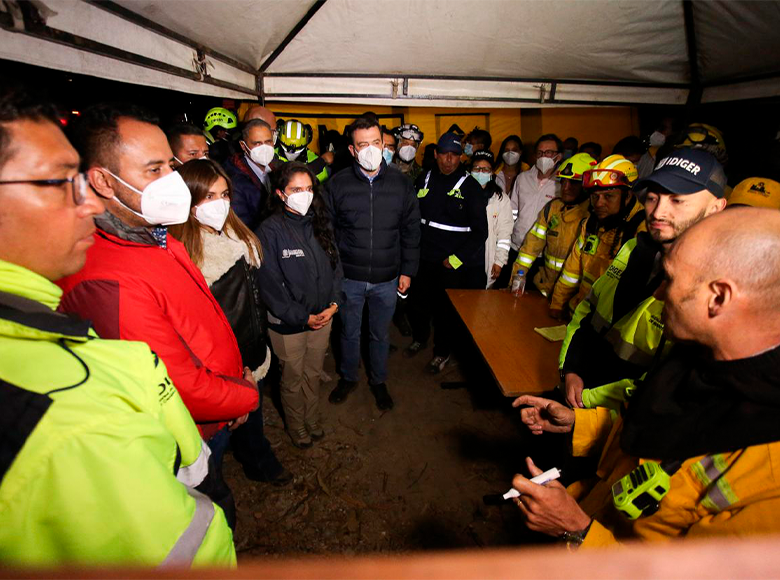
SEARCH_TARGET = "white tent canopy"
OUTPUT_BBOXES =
[2,0,780,107]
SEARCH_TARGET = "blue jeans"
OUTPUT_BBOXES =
[340,277,398,385]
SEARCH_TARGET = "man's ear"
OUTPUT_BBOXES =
[348,144,356,158]
[86,168,115,200]
[707,279,733,318]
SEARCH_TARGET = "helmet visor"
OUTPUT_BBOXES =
[583,169,631,189]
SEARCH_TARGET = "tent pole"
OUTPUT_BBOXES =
[683,0,702,113]
[258,0,328,73]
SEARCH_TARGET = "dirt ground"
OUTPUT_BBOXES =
[225,324,554,560]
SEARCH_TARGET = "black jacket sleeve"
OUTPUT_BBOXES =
[399,177,421,277]
[451,176,489,266]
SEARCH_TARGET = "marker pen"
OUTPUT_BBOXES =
[503,467,562,500]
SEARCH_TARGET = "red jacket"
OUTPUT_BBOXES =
[57,212,258,439]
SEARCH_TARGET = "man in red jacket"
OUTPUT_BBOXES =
[58,103,291,527]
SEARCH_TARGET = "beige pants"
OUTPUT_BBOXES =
[268,320,332,431]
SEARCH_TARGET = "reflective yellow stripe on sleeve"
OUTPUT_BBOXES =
[530,223,547,239]
[543,253,565,271]
[517,252,535,267]
[558,269,580,287]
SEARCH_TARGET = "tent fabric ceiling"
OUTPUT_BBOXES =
[2,0,780,106]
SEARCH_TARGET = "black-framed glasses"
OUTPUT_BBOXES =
[536,149,559,158]
[0,173,88,206]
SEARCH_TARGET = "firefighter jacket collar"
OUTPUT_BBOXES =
[622,343,780,460]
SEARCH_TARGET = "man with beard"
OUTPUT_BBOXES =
[511,208,780,547]
[559,148,726,409]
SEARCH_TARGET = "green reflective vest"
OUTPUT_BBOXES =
[559,237,671,410]
[0,259,235,567]
[277,148,330,183]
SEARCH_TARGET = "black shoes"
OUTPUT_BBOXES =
[403,341,426,358]
[329,379,358,404]
[370,383,394,410]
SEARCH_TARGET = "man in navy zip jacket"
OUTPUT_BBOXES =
[325,115,420,410]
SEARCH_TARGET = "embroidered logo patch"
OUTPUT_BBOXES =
[282,248,305,259]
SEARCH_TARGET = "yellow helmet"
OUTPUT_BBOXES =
[278,119,313,151]
[556,152,597,181]
[727,177,780,209]
[582,154,638,189]
[678,123,727,165]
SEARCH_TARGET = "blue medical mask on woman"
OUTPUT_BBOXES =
[471,171,492,188]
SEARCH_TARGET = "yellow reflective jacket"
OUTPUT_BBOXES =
[569,411,780,547]
[513,198,590,297]
[550,199,646,314]
[0,259,235,567]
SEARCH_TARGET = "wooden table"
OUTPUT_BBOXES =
[446,289,562,397]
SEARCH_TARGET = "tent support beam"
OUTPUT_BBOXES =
[682,0,702,109]
[258,0,328,73]
[1,1,260,97]
[82,0,258,75]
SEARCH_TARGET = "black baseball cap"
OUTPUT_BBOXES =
[633,147,726,200]
[437,131,462,155]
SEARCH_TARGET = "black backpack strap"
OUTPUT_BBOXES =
[0,379,52,485]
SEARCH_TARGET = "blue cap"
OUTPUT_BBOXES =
[633,147,726,199]
[437,132,462,154]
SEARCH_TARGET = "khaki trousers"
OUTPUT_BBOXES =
[268,320,332,431]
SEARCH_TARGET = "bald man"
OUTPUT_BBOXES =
[510,208,780,548]
[243,105,276,127]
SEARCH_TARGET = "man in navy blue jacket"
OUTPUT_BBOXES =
[326,115,421,410]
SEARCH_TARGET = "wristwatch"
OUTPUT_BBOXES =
[329,302,339,312]
[560,519,593,550]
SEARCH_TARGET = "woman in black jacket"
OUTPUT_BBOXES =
[256,162,343,448]
[170,159,291,486]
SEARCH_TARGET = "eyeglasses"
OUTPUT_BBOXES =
[536,149,559,158]
[0,172,89,206]
[583,169,631,189]
[471,167,493,174]
[286,186,314,195]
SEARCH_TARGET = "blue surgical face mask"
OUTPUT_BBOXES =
[471,171,492,188]
[464,143,474,157]
[382,147,394,166]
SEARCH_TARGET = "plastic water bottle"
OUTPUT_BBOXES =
[511,270,526,296]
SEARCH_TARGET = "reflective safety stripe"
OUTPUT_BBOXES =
[160,488,215,567]
[692,455,740,512]
[544,254,565,271]
[421,218,471,232]
[517,252,535,267]
[583,271,597,283]
[448,175,468,197]
[576,237,585,250]
[424,171,431,190]
[591,309,611,333]
[604,331,655,366]
[559,270,580,286]
[530,224,547,239]
[512,210,519,218]
[496,241,512,251]
[176,440,211,488]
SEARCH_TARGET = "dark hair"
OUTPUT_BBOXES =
[612,136,645,158]
[470,149,495,169]
[0,83,60,173]
[71,102,159,171]
[242,118,272,142]
[579,141,603,159]
[348,115,381,144]
[535,133,563,153]
[466,128,492,151]
[563,137,579,151]
[169,159,262,268]
[381,125,396,146]
[165,123,204,151]
[496,135,523,167]
[269,162,339,268]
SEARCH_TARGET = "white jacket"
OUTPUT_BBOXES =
[485,189,514,288]
[510,167,560,250]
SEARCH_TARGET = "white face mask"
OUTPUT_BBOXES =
[536,156,556,175]
[649,131,666,148]
[285,148,304,161]
[284,190,314,215]
[105,169,192,226]
[398,145,417,162]
[247,143,275,167]
[356,145,383,172]
[502,151,521,166]
[194,199,230,231]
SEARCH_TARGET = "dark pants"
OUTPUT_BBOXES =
[408,259,486,358]
[493,248,519,289]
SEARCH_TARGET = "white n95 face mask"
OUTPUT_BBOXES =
[357,145,383,171]
[398,145,417,162]
[285,190,314,215]
[536,156,556,175]
[503,151,521,166]
[248,143,275,167]
[106,169,192,226]
[194,199,230,231]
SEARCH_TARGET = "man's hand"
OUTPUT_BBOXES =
[398,275,411,294]
[321,151,335,165]
[513,395,575,435]
[490,264,502,280]
[443,258,453,269]
[512,457,592,537]
[244,366,258,391]
[307,313,325,329]
[564,372,586,409]
[229,413,249,431]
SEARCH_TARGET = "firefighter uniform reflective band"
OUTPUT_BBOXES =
[691,454,739,512]
[160,488,216,567]
[421,218,472,232]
